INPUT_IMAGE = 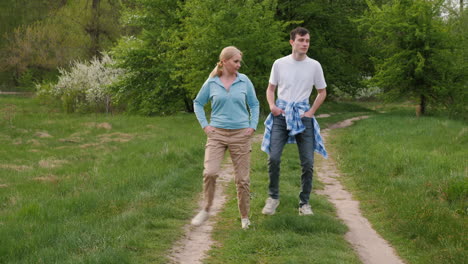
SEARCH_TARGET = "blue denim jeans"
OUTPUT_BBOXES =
[267,115,315,206]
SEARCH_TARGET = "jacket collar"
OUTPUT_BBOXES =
[208,73,246,87]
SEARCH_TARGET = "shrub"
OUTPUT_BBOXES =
[37,54,125,113]
[332,83,383,101]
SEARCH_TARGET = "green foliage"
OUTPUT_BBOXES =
[0,20,87,76]
[442,1,468,118]
[112,0,287,115]
[173,0,288,111]
[111,0,185,115]
[276,0,372,97]
[0,0,127,91]
[16,69,35,92]
[0,0,67,45]
[358,0,467,117]
[3,0,465,117]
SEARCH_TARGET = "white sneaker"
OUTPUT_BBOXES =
[299,204,314,216]
[262,197,280,215]
[241,218,250,229]
[191,210,209,226]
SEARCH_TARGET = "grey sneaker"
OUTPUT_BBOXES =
[191,210,209,226]
[241,218,250,229]
[262,197,280,215]
[299,204,314,216]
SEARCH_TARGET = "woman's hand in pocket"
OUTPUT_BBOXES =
[243,128,255,136]
[203,126,216,135]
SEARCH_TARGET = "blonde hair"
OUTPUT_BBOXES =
[209,46,243,78]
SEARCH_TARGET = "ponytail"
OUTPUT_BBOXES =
[209,61,224,78]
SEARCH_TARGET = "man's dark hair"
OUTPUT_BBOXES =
[290,27,309,41]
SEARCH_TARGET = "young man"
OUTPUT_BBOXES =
[261,27,327,216]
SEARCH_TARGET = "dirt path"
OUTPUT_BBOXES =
[169,118,405,264]
[316,116,406,264]
[169,134,263,264]
[0,91,34,96]
[168,162,233,264]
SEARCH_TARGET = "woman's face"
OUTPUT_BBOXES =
[222,53,242,75]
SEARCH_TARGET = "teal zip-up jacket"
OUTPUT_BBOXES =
[193,73,260,130]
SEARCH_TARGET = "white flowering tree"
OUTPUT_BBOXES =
[37,54,125,113]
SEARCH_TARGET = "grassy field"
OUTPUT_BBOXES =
[0,95,207,263]
[0,96,374,263]
[330,105,467,264]
[2,95,465,263]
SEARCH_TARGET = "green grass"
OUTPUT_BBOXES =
[0,95,206,263]
[204,144,362,264]
[0,97,374,263]
[330,107,467,264]
[203,102,376,264]
[3,96,464,263]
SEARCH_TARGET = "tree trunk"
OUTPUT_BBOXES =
[461,0,464,14]
[184,96,194,113]
[420,94,426,115]
[89,0,101,58]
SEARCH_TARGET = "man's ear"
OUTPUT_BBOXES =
[289,39,294,46]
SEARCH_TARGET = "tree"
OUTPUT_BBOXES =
[112,0,287,115]
[172,0,287,112]
[0,0,68,46]
[275,0,372,97]
[83,0,127,58]
[0,0,70,88]
[111,0,184,115]
[358,0,463,115]
[0,20,88,87]
[0,0,127,89]
[442,0,467,117]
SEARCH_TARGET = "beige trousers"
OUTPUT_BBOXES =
[202,127,252,218]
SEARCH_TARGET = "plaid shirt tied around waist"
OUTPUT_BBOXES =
[261,99,328,159]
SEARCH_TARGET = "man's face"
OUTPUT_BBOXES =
[290,33,310,55]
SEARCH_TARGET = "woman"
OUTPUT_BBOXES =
[192,46,260,229]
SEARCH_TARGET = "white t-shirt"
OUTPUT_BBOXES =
[269,54,327,102]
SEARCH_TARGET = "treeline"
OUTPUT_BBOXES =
[1,0,466,117]
[0,0,132,89]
